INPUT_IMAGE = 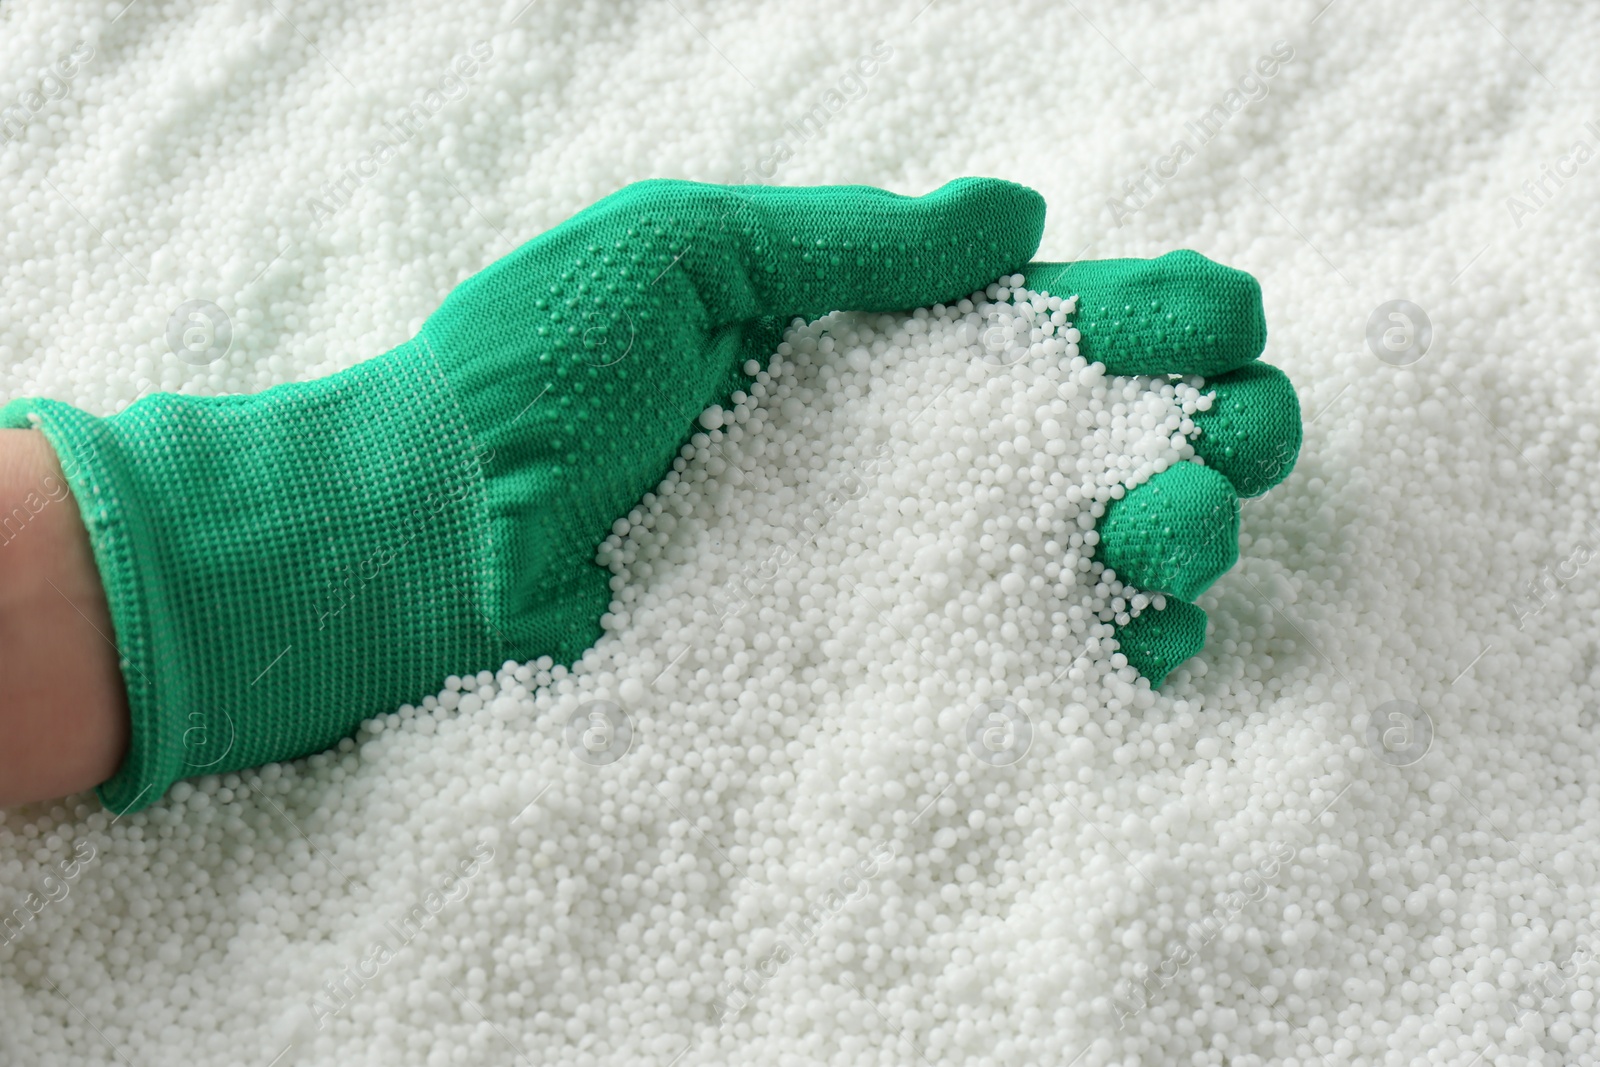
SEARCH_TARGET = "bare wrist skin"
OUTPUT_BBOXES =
[0,428,129,806]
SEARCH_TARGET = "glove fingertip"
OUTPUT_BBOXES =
[1023,251,1267,378]
[1191,361,1303,498]
[1113,597,1208,688]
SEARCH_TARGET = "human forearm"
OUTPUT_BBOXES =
[0,428,128,806]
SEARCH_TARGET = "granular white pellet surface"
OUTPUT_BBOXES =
[5,2,1600,1066]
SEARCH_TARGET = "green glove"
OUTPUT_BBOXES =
[4,178,1295,816]
[4,178,1045,814]
[1024,255,1302,686]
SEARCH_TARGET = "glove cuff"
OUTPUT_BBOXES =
[2,341,505,814]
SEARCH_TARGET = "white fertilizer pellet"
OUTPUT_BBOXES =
[6,1,1600,1066]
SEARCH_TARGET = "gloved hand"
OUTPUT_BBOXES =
[4,178,1296,815]
[1023,256,1302,686]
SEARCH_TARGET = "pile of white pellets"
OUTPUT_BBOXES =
[6,0,1600,1065]
[2,281,1214,1065]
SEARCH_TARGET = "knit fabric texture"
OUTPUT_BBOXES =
[1110,598,1209,688]
[7,178,1048,814]
[1097,462,1244,604]
[1023,252,1300,685]
[1188,362,1303,498]
[416,178,1047,670]
[0,344,500,815]
[1023,252,1268,378]
[4,180,1301,812]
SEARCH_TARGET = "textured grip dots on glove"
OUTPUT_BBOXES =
[1112,598,1208,688]
[0,177,1054,814]
[1023,251,1267,378]
[1095,461,1241,603]
[1190,362,1302,499]
[1017,253,1301,689]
